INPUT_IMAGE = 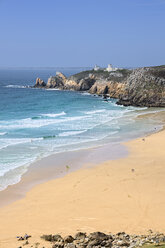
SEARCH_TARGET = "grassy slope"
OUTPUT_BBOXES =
[69,69,131,82]
[144,65,165,79]
[142,244,165,248]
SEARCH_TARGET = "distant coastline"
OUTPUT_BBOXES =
[34,65,165,108]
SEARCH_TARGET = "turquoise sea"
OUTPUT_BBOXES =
[0,68,163,191]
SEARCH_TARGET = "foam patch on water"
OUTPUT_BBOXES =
[0,132,7,136]
[0,115,92,129]
[46,88,60,91]
[5,85,26,88]
[0,137,43,150]
[59,130,87,137]
[83,109,106,114]
[41,111,66,117]
[80,92,91,96]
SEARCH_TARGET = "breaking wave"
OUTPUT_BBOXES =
[41,111,66,118]
[5,85,27,88]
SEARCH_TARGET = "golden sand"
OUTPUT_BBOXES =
[0,126,165,247]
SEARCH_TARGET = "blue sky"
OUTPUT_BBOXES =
[0,0,165,67]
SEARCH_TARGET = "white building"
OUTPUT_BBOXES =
[106,64,118,72]
[93,65,100,71]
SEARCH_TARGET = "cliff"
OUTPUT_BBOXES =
[34,69,130,98]
[117,66,165,107]
[34,65,165,107]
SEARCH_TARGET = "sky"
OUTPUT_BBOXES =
[0,0,165,68]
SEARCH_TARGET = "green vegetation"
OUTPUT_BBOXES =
[69,70,94,82]
[117,68,132,77]
[149,65,165,69]
[69,68,132,83]
[69,69,110,82]
[141,243,165,248]
[147,65,165,79]
[66,165,70,170]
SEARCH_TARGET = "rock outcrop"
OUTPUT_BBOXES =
[89,80,125,98]
[47,72,67,88]
[40,231,165,248]
[117,66,165,107]
[34,78,46,88]
[34,65,165,107]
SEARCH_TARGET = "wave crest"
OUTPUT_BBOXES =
[5,85,27,88]
[41,112,66,118]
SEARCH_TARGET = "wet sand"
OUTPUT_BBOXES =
[0,112,165,248]
[0,142,128,208]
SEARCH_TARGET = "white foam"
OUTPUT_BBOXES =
[5,85,26,88]
[0,157,37,190]
[0,115,91,130]
[83,109,106,115]
[46,88,60,91]
[0,132,7,136]
[63,115,90,121]
[0,137,43,150]
[81,92,91,96]
[59,130,87,137]
[41,111,66,118]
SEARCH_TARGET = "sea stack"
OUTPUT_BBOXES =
[34,78,46,88]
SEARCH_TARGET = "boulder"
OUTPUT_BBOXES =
[64,235,74,243]
[52,242,64,248]
[88,232,109,241]
[34,78,46,88]
[74,232,86,240]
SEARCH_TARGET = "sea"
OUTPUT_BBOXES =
[0,67,163,191]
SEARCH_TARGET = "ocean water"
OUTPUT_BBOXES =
[0,68,163,191]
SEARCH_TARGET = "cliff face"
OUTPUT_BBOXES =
[34,66,165,107]
[89,80,125,98]
[117,66,165,107]
[37,69,129,98]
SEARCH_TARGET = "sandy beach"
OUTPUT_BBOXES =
[0,113,165,247]
[1,0,165,247]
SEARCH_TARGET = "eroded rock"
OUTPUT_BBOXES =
[35,78,46,88]
[34,65,165,107]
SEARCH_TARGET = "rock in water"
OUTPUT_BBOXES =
[34,78,46,88]
[47,72,67,89]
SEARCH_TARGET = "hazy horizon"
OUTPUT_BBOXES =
[0,64,164,70]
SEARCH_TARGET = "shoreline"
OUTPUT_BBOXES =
[0,111,164,247]
[0,107,164,202]
[0,141,128,208]
[35,65,165,108]
[0,109,164,208]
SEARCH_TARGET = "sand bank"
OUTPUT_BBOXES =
[0,113,165,247]
[0,142,128,208]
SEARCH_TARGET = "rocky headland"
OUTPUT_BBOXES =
[34,65,165,107]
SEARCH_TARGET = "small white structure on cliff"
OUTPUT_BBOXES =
[105,64,118,72]
[94,65,100,71]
